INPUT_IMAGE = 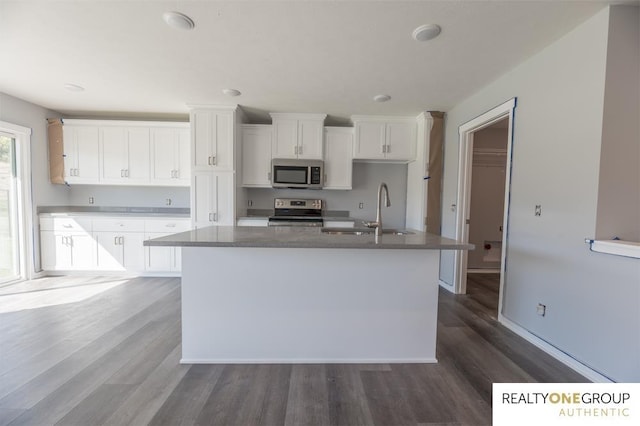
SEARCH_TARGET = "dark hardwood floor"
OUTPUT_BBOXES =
[0,273,586,426]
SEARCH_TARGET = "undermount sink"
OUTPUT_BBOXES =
[321,227,414,236]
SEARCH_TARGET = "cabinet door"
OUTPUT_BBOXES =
[297,120,323,159]
[64,126,100,183]
[95,231,124,270]
[122,232,145,270]
[353,122,386,160]
[144,233,173,272]
[40,231,71,270]
[191,172,234,228]
[385,122,416,161]
[69,233,97,269]
[151,128,178,183]
[126,128,150,183]
[323,128,353,190]
[100,127,127,181]
[241,126,272,187]
[272,119,298,159]
[192,110,234,170]
[176,129,191,183]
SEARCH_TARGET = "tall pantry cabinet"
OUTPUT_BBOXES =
[189,106,239,228]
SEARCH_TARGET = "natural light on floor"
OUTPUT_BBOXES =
[0,277,129,314]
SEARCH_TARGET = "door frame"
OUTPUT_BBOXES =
[452,98,516,314]
[0,121,34,283]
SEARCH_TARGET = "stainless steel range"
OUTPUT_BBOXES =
[268,198,323,227]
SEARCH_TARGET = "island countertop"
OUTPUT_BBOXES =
[144,225,474,250]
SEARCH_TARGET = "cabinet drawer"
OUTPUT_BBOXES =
[92,218,145,232]
[145,219,191,233]
[40,216,92,232]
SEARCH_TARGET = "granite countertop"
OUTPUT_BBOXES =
[38,206,190,218]
[145,226,474,250]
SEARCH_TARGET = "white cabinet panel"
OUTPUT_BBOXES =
[192,172,234,228]
[298,120,324,159]
[191,110,234,171]
[270,114,326,160]
[271,119,298,159]
[144,233,174,272]
[352,117,416,161]
[100,127,150,184]
[241,125,272,187]
[323,127,353,190]
[95,231,145,271]
[63,125,100,184]
[151,127,190,186]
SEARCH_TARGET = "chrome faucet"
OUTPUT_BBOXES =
[364,182,391,236]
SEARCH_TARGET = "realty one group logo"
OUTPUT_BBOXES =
[493,383,640,426]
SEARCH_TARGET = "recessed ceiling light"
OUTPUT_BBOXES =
[412,24,441,42]
[163,11,195,30]
[64,83,85,92]
[373,94,391,102]
[222,89,241,97]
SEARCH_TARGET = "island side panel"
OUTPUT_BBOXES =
[180,247,440,363]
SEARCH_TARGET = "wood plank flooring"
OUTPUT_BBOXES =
[0,273,587,426]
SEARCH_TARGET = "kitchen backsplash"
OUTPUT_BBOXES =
[245,162,408,229]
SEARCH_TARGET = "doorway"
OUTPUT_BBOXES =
[0,121,34,285]
[452,98,516,317]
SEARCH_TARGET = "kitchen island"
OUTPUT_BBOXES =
[146,226,472,364]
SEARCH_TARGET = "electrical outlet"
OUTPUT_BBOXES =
[535,205,542,216]
[166,198,172,206]
[358,202,364,209]
[248,200,253,207]
[536,303,546,316]
[88,197,94,205]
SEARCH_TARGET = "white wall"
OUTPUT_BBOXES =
[245,162,408,229]
[67,185,190,208]
[595,6,640,241]
[439,6,640,381]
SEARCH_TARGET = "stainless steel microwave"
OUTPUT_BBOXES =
[271,159,324,189]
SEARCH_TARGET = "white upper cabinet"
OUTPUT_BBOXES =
[151,127,190,186]
[270,113,326,159]
[100,127,150,185]
[352,116,417,161]
[241,125,273,187]
[56,119,189,186]
[323,127,353,190]
[62,124,100,184]
[191,109,234,171]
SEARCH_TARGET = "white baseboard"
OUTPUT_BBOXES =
[181,357,439,364]
[498,313,612,383]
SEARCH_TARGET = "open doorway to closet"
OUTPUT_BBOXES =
[466,118,508,318]
[452,98,516,319]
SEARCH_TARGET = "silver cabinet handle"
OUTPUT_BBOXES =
[298,145,303,155]
[121,169,124,177]
[294,146,298,155]
[386,144,391,153]
[207,156,212,165]
[209,212,213,222]
[382,145,387,154]
[68,236,73,247]
[267,172,271,181]
[125,169,130,178]
[211,156,216,166]
[119,236,124,245]
[213,212,218,222]
[114,236,118,245]
[166,223,176,228]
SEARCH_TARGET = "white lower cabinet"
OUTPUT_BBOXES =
[192,171,235,228]
[39,215,190,275]
[40,231,97,271]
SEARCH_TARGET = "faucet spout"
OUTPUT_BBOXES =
[365,182,391,236]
